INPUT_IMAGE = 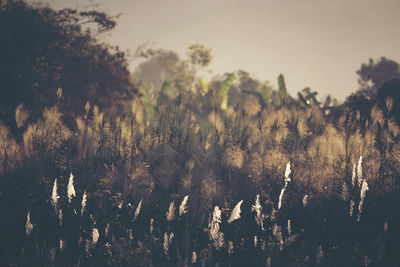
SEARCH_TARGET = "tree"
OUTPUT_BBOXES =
[356,57,400,99]
[278,74,288,106]
[0,0,138,129]
[133,49,181,95]
[187,43,212,72]
[377,78,400,122]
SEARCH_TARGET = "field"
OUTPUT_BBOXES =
[1,90,400,266]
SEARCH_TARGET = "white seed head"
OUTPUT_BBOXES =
[166,201,176,222]
[251,194,264,230]
[267,257,271,267]
[303,194,309,208]
[179,195,189,216]
[25,211,33,237]
[59,239,65,252]
[163,233,169,256]
[360,179,369,200]
[81,190,87,216]
[191,251,197,264]
[92,228,99,245]
[128,229,133,240]
[285,161,291,182]
[134,198,143,220]
[228,200,243,223]
[105,223,110,238]
[163,232,174,256]
[149,218,154,233]
[351,163,356,188]
[58,209,63,226]
[51,178,59,213]
[228,241,234,254]
[208,206,224,250]
[383,222,388,233]
[357,180,369,222]
[349,200,355,217]
[278,187,286,210]
[67,172,76,203]
[357,156,363,187]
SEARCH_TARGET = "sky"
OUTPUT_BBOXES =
[32,0,400,102]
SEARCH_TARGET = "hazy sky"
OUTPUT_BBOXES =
[33,0,400,101]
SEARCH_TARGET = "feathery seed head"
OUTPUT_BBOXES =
[285,161,291,182]
[92,228,99,245]
[149,218,154,233]
[134,198,143,220]
[67,173,76,203]
[25,211,33,237]
[105,223,110,238]
[191,251,197,264]
[252,194,264,230]
[163,232,174,256]
[166,201,176,221]
[349,200,355,217]
[360,179,369,200]
[228,241,234,254]
[15,103,29,129]
[179,195,189,216]
[81,190,87,216]
[352,163,356,188]
[51,178,59,213]
[223,145,245,169]
[59,239,65,252]
[357,156,363,187]
[228,200,243,223]
[208,206,224,250]
[303,195,309,208]
[58,209,63,226]
[278,187,286,210]
[383,222,388,233]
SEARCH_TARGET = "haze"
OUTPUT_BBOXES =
[33,0,400,101]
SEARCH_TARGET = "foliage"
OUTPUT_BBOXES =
[0,0,137,130]
[356,57,400,99]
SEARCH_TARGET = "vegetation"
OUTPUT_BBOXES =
[1,1,400,266]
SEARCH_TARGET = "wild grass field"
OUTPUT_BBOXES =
[1,1,400,266]
[2,85,400,266]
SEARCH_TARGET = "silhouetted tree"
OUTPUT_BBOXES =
[356,57,400,99]
[0,0,137,130]
[377,78,400,123]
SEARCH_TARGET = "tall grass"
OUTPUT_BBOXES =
[1,89,400,266]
